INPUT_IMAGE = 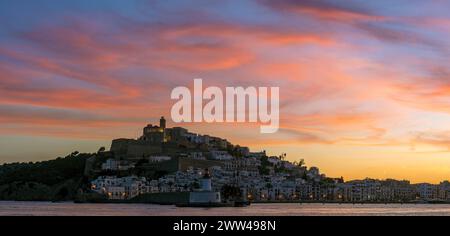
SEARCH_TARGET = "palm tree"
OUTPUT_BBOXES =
[297,159,305,167]
[97,147,106,153]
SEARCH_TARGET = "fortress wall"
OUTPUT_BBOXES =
[127,144,162,159]
[110,139,135,158]
[178,158,225,171]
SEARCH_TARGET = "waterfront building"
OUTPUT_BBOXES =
[189,169,221,204]
[415,183,439,200]
[439,181,450,200]
[91,176,148,200]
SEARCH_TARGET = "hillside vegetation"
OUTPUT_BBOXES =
[0,152,92,201]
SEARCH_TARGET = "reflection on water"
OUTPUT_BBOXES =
[1,201,450,216]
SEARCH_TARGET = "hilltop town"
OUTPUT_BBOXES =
[1,117,450,203]
[83,117,450,204]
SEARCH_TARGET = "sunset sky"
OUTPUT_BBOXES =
[1,0,450,183]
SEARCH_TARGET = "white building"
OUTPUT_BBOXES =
[91,175,148,200]
[189,169,221,204]
[101,159,134,171]
[210,150,234,161]
[267,156,282,165]
[149,156,171,162]
[415,183,438,200]
[185,133,210,144]
[106,186,126,200]
[246,151,266,159]
[101,159,119,171]
[189,152,206,160]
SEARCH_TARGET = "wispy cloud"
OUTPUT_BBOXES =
[0,0,449,181]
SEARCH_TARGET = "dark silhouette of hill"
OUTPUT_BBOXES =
[0,152,92,201]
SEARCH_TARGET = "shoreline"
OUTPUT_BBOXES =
[1,200,450,205]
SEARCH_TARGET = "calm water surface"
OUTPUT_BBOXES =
[1,201,450,216]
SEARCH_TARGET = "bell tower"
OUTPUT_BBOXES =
[160,116,166,129]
